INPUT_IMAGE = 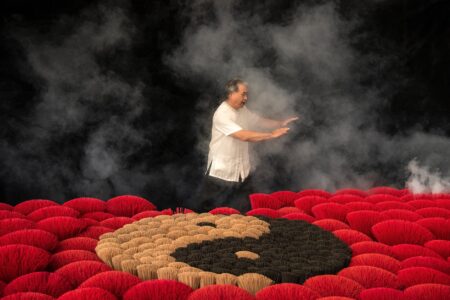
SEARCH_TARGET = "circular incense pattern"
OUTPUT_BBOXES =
[96,213,351,293]
[171,217,351,284]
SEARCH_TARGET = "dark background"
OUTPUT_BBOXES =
[1,0,449,207]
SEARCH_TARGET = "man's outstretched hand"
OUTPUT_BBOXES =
[271,127,290,138]
[280,116,299,127]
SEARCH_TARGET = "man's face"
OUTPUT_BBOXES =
[227,84,248,109]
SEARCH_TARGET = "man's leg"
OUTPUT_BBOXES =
[195,175,236,212]
[226,175,253,213]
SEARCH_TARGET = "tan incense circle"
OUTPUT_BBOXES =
[96,213,272,293]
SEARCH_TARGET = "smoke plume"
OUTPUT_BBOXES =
[406,158,450,194]
[1,4,153,202]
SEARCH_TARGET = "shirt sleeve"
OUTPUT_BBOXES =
[214,110,243,136]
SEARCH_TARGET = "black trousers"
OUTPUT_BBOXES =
[194,173,253,213]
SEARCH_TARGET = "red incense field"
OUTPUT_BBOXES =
[0,188,449,299]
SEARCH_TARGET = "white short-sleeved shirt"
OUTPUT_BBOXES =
[207,101,261,182]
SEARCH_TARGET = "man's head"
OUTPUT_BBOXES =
[225,78,248,109]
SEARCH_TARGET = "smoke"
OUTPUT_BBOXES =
[406,159,450,194]
[166,0,450,193]
[1,0,449,206]
[0,4,154,202]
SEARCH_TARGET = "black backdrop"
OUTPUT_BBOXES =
[1,0,449,208]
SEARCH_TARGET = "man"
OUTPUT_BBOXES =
[197,78,298,212]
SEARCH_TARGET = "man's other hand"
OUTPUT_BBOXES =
[271,127,290,138]
[280,116,299,127]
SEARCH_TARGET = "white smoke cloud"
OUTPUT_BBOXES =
[406,158,450,194]
[1,4,152,201]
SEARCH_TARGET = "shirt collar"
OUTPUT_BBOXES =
[224,100,245,112]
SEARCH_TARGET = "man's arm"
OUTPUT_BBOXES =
[258,117,283,129]
[257,116,300,129]
[231,127,290,142]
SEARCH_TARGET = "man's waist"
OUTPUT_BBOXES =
[207,161,250,180]
[207,172,250,184]
[207,154,250,162]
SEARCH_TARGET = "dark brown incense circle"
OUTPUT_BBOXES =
[171,216,351,284]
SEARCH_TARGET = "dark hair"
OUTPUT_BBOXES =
[224,78,247,99]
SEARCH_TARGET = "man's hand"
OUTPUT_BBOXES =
[232,127,290,142]
[280,116,299,127]
[271,127,290,138]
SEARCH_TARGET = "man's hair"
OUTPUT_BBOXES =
[224,78,247,99]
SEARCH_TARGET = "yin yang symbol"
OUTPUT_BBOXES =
[96,213,351,290]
